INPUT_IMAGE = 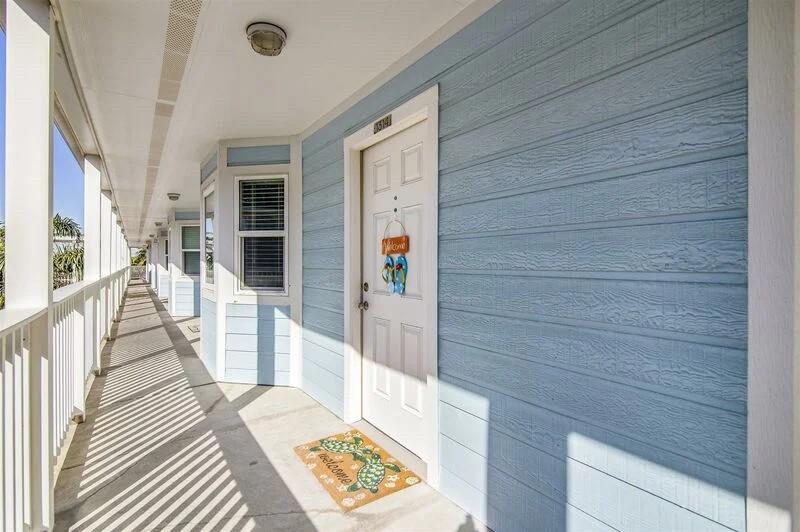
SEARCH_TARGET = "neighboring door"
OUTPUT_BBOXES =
[361,120,430,459]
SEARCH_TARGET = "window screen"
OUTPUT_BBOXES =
[241,237,284,289]
[237,176,287,291]
[204,191,215,284]
[239,179,284,231]
[181,226,200,276]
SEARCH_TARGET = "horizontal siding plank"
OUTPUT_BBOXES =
[303,158,344,195]
[441,273,746,342]
[302,269,344,293]
[303,139,343,177]
[303,181,344,213]
[441,3,746,133]
[441,308,746,411]
[226,316,291,336]
[567,458,734,532]
[302,286,344,314]
[224,368,291,386]
[303,357,343,402]
[225,334,290,353]
[304,203,345,233]
[441,156,747,235]
[226,351,291,372]
[302,305,344,338]
[303,250,345,274]
[440,92,746,204]
[303,376,343,419]
[302,339,343,378]
[440,49,746,170]
[303,226,344,251]
[440,218,747,276]
[439,0,647,107]
[441,374,746,528]
[440,340,745,471]
[226,304,290,319]
[303,328,343,356]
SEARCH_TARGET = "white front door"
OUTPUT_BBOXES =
[361,119,430,459]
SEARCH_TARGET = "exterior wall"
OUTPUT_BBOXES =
[172,278,199,316]
[224,304,291,385]
[157,273,170,299]
[301,0,748,530]
[208,139,302,386]
[200,296,217,378]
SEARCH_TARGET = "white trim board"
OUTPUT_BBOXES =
[342,85,440,488]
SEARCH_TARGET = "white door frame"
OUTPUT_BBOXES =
[342,84,440,488]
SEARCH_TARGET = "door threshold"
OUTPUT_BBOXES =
[351,420,428,482]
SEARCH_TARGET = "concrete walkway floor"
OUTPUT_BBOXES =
[54,280,480,531]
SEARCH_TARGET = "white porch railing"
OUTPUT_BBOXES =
[0,266,130,530]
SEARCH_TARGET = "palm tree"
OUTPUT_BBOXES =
[131,248,147,266]
[52,214,84,289]
[0,214,85,308]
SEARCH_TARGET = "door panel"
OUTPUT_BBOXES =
[361,120,429,459]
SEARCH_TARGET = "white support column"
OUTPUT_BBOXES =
[4,1,54,528]
[83,156,101,282]
[5,0,53,310]
[100,191,111,279]
[83,156,102,375]
[747,1,799,530]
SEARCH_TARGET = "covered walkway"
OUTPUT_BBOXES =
[53,280,475,531]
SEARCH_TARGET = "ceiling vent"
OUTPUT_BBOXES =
[138,0,204,238]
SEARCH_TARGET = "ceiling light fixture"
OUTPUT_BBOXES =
[246,22,287,56]
[167,193,180,201]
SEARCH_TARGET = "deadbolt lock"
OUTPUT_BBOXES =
[362,282,369,292]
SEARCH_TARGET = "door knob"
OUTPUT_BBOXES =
[358,301,369,311]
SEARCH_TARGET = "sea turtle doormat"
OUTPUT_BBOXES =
[294,430,422,511]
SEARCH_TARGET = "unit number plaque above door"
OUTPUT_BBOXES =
[373,114,392,134]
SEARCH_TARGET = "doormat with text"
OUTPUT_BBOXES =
[294,430,422,511]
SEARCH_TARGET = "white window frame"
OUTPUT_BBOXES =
[234,174,289,296]
[180,223,201,278]
[201,183,216,291]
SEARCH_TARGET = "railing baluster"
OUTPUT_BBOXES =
[21,325,31,527]
[3,333,14,530]
[12,331,23,528]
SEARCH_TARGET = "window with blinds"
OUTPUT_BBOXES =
[181,225,201,276]
[204,190,215,285]
[239,179,284,231]
[237,176,287,292]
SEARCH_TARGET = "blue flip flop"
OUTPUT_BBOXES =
[395,255,408,295]
[381,255,395,293]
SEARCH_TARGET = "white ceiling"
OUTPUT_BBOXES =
[56,0,480,245]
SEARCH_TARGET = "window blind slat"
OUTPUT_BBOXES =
[182,226,200,249]
[241,237,284,289]
[239,179,284,231]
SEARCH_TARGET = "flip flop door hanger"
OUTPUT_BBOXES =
[381,219,409,295]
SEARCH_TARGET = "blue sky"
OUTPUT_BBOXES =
[0,30,85,228]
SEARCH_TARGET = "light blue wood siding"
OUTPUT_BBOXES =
[157,274,169,299]
[301,0,747,530]
[226,145,290,167]
[200,297,217,377]
[174,211,200,221]
[173,278,199,316]
[225,304,291,385]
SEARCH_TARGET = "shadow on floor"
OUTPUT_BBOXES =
[54,280,317,531]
